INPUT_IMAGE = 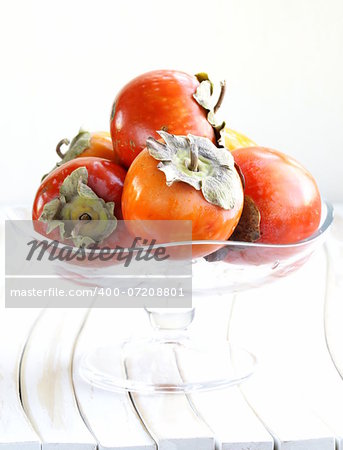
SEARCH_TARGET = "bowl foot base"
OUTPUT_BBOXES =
[80,337,256,394]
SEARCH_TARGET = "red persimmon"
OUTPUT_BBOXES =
[207,146,322,267]
[32,157,127,249]
[110,70,220,168]
[231,146,321,245]
[33,157,126,220]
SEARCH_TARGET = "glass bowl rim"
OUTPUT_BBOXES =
[29,200,333,253]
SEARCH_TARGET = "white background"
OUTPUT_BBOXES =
[0,0,342,205]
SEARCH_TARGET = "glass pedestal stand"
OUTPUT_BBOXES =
[80,302,256,394]
[78,201,333,394]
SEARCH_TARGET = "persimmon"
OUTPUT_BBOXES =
[206,147,322,266]
[110,70,227,168]
[33,156,126,241]
[43,130,120,179]
[221,127,256,151]
[121,131,244,258]
[231,146,321,244]
[57,130,118,162]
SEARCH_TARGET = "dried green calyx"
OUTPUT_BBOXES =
[42,129,92,180]
[39,167,117,247]
[193,73,226,142]
[147,131,242,210]
[56,129,91,163]
[230,195,261,242]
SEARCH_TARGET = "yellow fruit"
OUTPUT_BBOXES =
[222,128,256,151]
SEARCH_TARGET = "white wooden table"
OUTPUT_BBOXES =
[0,206,342,450]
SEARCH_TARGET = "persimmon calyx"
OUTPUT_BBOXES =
[193,73,226,141]
[147,131,242,210]
[57,129,92,164]
[39,167,117,246]
[230,195,261,242]
[41,129,92,181]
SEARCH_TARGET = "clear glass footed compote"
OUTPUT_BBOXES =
[76,201,334,394]
[5,202,333,393]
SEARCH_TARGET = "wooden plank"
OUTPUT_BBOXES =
[0,308,41,450]
[73,308,156,450]
[275,246,343,450]
[96,307,215,450]
[127,347,215,450]
[229,249,337,449]
[176,296,274,450]
[20,308,97,450]
[0,207,40,448]
[183,387,273,450]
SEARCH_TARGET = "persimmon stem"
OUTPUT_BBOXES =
[79,213,92,221]
[213,80,226,114]
[56,138,70,159]
[188,137,199,172]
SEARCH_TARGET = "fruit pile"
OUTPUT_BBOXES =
[32,70,321,259]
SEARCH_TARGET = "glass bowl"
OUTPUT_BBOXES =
[4,201,333,393]
[77,200,334,394]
